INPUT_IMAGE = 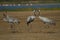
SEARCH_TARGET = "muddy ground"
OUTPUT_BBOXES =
[0,10,60,40]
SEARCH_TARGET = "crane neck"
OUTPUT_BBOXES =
[37,10,41,17]
[3,11,10,18]
[33,9,41,17]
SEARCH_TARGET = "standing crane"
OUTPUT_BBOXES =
[2,11,20,33]
[26,9,37,26]
[38,10,56,28]
[26,10,36,32]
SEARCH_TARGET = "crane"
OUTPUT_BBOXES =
[2,12,20,33]
[38,10,56,28]
[26,11,36,32]
[26,16,36,26]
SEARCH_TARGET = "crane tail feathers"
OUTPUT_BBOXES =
[27,22,29,26]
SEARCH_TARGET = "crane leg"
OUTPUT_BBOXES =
[29,26,31,32]
[27,23,32,32]
[47,25,49,28]
[10,24,16,33]
[45,24,49,28]
[29,24,32,33]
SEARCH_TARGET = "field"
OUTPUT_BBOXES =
[0,10,60,40]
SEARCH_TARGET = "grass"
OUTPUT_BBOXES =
[0,8,60,12]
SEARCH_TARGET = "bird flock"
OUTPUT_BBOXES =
[0,9,56,33]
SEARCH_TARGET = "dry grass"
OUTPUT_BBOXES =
[0,10,60,40]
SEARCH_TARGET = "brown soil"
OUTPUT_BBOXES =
[0,10,60,40]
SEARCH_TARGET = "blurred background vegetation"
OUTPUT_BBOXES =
[0,0,60,11]
[0,0,60,4]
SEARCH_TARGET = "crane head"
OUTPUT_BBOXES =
[3,13,6,18]
[33,9,41,16]
[3,11,7,18]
